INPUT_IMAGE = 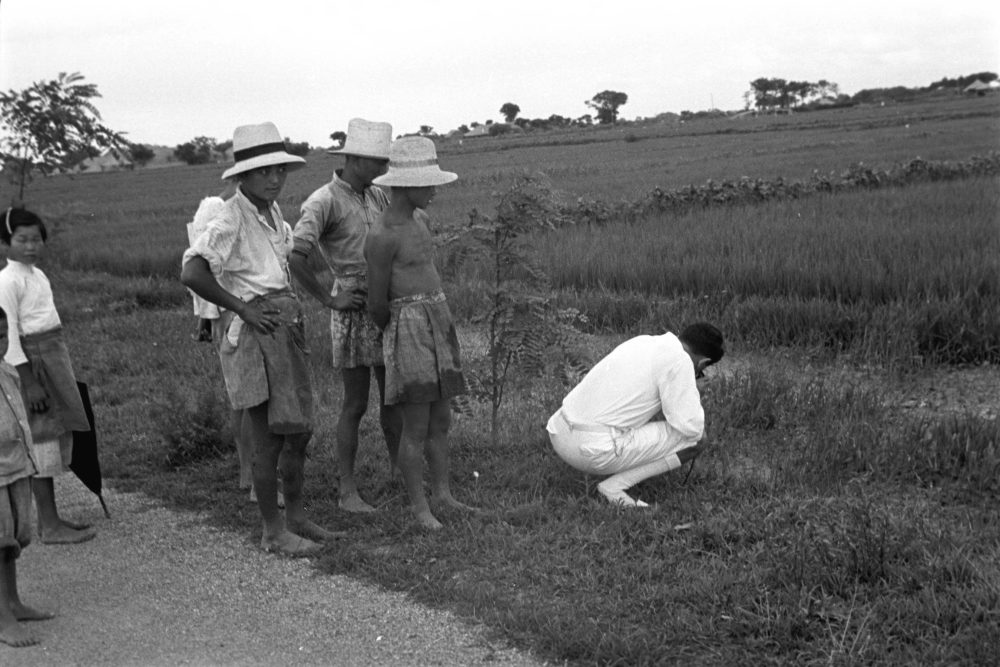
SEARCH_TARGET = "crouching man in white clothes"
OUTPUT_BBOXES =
[546,322,724,507]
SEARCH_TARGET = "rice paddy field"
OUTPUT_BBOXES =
[3,93,1000,665]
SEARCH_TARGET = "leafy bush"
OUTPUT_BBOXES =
[284,138,310,156]
[129,143,155,166]
[153,383,232,469]
[174,136,217,165]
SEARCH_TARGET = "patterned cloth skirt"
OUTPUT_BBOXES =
[329,274,384,369]
[383,290,465,405]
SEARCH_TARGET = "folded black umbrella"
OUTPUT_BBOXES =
[71,381,110,518]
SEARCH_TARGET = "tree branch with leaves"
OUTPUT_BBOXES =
[440,175,590,446]
[0,72,128,203]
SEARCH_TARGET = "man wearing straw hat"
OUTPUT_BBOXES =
[182,121,342,556]
[289,118,402,514]
[366,136,475,530]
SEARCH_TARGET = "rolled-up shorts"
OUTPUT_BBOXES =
[214,291,313,435]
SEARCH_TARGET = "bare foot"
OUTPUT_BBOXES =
[286,519,348,543]
[40,525,97,544]
[11,603,55,622]
[433,493,480,513]
[413,508,444,530]
[60,518,92,531]
[0,621,38,647]
[338,493,376,513]
[259,531,321,557]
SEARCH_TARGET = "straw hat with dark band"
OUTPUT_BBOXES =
[221,122,306,180]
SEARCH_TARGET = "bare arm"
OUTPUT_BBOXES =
[365,232,396,330]
[288,239,364,311]
[288,239,333,308]
[180,256,278,335]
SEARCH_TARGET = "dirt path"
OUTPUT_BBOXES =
[2,476,543,666]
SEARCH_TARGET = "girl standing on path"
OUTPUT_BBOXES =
[0,208,95,544]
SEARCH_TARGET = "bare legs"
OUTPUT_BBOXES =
[32,476,95,544]
[374,366,402,468]
[0,553,53,647]
[336,365,401,513]
[234,409,252,491]
[245,403,341,556]
[397,398,475,530]
[240,409,283,507]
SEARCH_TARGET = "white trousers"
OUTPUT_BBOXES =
[546,409,699,476]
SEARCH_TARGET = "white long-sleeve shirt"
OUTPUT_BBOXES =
[561,332,704,441]
[182,189,294,304]
[0,260,62,366]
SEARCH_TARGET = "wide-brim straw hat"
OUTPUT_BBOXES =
[372,136,457,187]
[221,122,306,180]
[327,118,393,159]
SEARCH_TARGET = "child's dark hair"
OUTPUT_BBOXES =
[0,304,5,320]
[2,207,48,245]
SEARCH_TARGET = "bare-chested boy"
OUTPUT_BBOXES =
[364,136,475,530]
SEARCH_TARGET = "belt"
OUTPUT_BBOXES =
[557,409,612,433]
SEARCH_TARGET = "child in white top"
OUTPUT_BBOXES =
[0,207,95,544]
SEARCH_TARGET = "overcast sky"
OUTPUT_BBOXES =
[2,0,998,148]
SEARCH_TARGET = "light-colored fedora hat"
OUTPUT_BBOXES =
[372,136,457,187]
[327,118,393,159]
[221,122,306,180]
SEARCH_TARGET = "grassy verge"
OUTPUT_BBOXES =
[53,269,999,666]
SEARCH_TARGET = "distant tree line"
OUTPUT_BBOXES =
[927,72,997,90]
[747,78,844,111]
[853,71,998,104]
[172,136,309,165]
[748,71,999,111]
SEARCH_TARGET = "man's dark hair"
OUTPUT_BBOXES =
[680,322,725,363]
